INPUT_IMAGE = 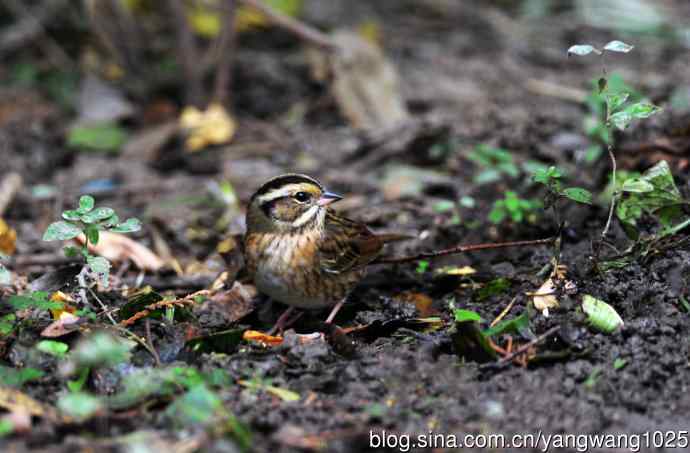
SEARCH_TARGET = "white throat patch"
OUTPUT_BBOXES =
[292,205,320,228]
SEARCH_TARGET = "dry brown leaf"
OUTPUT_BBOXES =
[532,264,571,317]
[0,387,67,423]
[77,232,164,271]
[41,312,81,338]
[308,30,409,131]
[395,292,435,317]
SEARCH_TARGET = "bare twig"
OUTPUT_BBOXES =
[482,326,560,370]
[0,0,72,67]
[601,143,617,239]
[212,0,237,105]
[88,286,118,325]
[237,0,337,50]
[168,0,203,106]
[145,320,162,367]
[372,238,555,265]
[0,173,22,217]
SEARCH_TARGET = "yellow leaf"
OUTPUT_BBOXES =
[179,103,236,152]
[49,291,77,320]
[436,265,477,276]
[236,0,303,32]
[357,20,382,47]
[0,219,17,255]
[243,330,283,346]
[188,3,222,38]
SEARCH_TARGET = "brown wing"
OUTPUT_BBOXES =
[318,211,385,274]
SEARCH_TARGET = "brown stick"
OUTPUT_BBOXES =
[168,0,203,107]
[237,0,337,50]
[212,0,237,105]
[372,238,555,265]
[494,325,560,366]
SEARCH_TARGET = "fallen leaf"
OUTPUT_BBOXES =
[196,281,256,325]
[41,312,82,337]
[0,219,17,255]
[0,386,66,423]
[179,103,236,152]
[308,30,409,131]
[242,330,283,346]
[394,292,434,316]
[435,265,477,276]
[532,264,572,317]
[49,291,77,319]
[582,294,624,333]
[77,231,164,271]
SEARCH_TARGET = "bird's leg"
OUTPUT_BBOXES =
[325,299,346,324]
[268,306,303,335]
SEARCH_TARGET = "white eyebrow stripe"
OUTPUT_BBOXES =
[256,184,305,204]
[292,205,320,227]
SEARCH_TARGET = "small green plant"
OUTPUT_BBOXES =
[468,145,519,185]
[568,41,663,240]
[42,195,141,287]
[8,291,63,311]
[533,166,593,205]
[416,260,430,274]
[488,191,542,225]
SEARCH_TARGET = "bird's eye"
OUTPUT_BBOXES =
[294,192,311,203]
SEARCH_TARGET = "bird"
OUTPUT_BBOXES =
[244,173,408,333]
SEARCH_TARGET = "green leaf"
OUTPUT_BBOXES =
[166,385,221,426]
[109,218,142,233]
[582,294,623,333]
[57,392,103,421]
[562,187,593,204]
[609,110,633,130]
[453,309,482,323]
[616,160,683,231]
[84,224,100,245]
[613,358,627,370]
[603,40,634,53]
[488,205,506,224]
[482,312,533,339]
[80,207,115,224]
[620,178,654,193]
[67,367,90,392]
[0,366,44,388]
[625,102,661,119]
[63,246,80,257]
[70,332,133,368]
[9,292,63,311]
[78,195,95,213]
[567,44,601,56]
[0,314,15,336]
[605,92,629,112]
[87,255,110,286]
[67,123,128,153]
[476,277,512,301]
[43,221,82,241]
[61,210,81,221]
[36,340,69,358]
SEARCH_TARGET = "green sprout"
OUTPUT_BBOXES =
[42,195,141,287]
[568,40,663,240]
[488,191,542,225]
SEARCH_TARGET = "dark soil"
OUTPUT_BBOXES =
[1,1,689,452]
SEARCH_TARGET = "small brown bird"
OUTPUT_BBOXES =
[244,174,406,332]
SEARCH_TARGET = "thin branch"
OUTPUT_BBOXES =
[145,320,162,367]
[372,238,555,265]
[237,0,337,50]
[601,143,617,239]
[212,0,237,105]
[482,326,560,370]
[167,0,204,106]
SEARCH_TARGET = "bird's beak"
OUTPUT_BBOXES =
[318,191,343,206]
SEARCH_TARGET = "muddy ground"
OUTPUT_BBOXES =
[1,1,689,452]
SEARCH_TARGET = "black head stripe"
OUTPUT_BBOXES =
[251,174,323,203]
